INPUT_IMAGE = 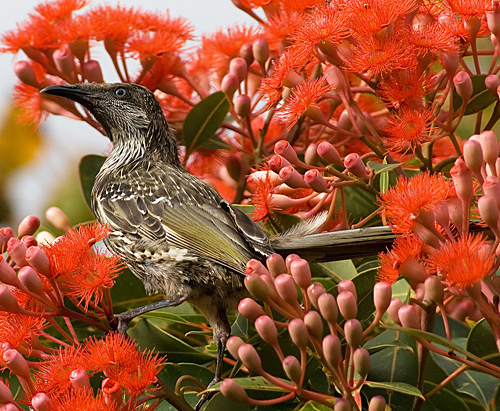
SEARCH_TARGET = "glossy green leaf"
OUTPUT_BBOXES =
[363,329,419,411]
[297,400,336,411]
[367,160,403,175]
[313,259,358,281]
[208,376,288,392]
[200,134,232,150]
[431,351,499,409]
[452,74,497,116]
[183,91,230,158]
[421,381,471,411]
[109,267,148,308]
[343,185,379,225]
[79,154,105,209]
[467,318,500,367]
[364,381,424,398]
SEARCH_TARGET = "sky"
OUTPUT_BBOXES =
[0,0,257,223]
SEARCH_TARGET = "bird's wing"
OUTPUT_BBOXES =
[95,163,272,274]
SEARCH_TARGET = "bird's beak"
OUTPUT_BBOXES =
[40,84,91,103]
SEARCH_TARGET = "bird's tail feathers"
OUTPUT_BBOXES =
[271,211,329,239]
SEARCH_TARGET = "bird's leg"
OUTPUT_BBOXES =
[113,295,188,334]
[195,308,231,410]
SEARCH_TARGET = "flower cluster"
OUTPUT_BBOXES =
[0,209,168,410]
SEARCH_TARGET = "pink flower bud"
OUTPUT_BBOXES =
[374,282,392,315]
[0,257,23,289]
[45,207,70,231]
[338,280,357,299]
[398,305,420,329]
[252,38,269,66]
[274,140,301,165]
[0,286,21,314]
[255,315,278,344]
[18,266,43,296]
[275,274,298,306]
[268,155,291,173]
[307,283,326,309]
[3,349,29,380]
[463,138,484,174]
[0,404,19,411]
[334,398,351,411]
[102,378,123,406]
[36,231,55,245]
[424,275,444,305]
[337,291,357,320]
[344,153,370,179]
[454,70,473,101]
[261,275,281,303]
[285,254,300,273]
[0,379,13,404]
[266,254,287,278]
[464,16,481,39]
[82,60,104,83]
[479,130,499,169]
[0,228,14,251]
[485,75,500,96]
[400,257,428,284]
[324,65,347,95]
[269,194,297,209]
[31,393,54,411]
[238,298,266,321]
[227,336,244,361]
[247,170,282,186]
[484,176,500,204]
[317,142,342,165]
[352,347,370,378]
[289,318,309,349]
[244,274,269,301]
[282,355,301,384]
[304,143,319,166]
[289,259,311,289]
[70,369,90,389]
[239,43,254,66]
[442,53,459,77]
[53,44,74,79]
[344,318,363,348]
[14,61,40,88]
[238,344,263,373]
[25,246,51,278]
[229,57,248,83]
[322,334,341,366]
[7,238,28,267]
[450,158,473,201]
[387,298,403,324]
[246,259,270,277]
[279,166,309,189]
[368,395,387,411]
[478,195,500,232]
[304,310,323,341]
[21,236,37,249]
[221,73,239,97]
[221,379,251,403]
[234,94,251,117]
[304,169,330,193]
[318,293,338,325]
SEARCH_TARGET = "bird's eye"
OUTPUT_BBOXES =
[114,87,127,98]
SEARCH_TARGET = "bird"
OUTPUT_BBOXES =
[40,82,275,407]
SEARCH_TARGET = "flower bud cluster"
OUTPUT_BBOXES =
[221,254,394,408]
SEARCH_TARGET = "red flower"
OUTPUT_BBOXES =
[427,234,494,288]
[34,0,88,22]
[379,172,456,234]
[47,388,116,411]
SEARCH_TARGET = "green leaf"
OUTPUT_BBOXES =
[452,74,497,116]
[364,381,424,398]
[296,400,336,411]
[200,134,232,150]
[313,260,358,281]
[431,351,499,409]
[367,160,403,175]
[109,267,148,308]
[183,91,230,158]
[343,185,379,225]
[467,318,500,367]
[421,381,471,411]
[209,376,289,392]
[79,154,105,209]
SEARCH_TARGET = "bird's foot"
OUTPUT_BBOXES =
[195,375,220,410]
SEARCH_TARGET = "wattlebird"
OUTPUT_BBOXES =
[41,82,275,407]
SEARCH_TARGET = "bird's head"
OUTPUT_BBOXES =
[40,82,169,141]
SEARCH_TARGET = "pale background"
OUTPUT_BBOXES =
[0,0,256,224]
